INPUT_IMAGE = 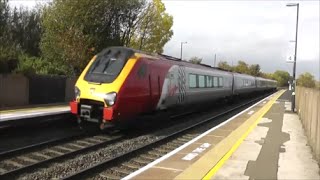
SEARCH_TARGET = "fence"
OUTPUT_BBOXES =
[0,74,77,108]
[295,86,320,161]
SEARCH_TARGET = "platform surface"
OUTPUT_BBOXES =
[124,90,320,180]
[0,105,69,122]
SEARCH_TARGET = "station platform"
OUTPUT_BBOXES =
[124,90,320,180]
[0,104,70,125]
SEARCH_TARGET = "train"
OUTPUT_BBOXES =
[69,46,277,129]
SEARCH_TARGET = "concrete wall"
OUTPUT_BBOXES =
[0,74,78,108]
[296,86,320,161]
[65,77,78,102]
[0,74,29,108]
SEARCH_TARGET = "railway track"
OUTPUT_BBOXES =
[0,92,273,179]
[0,130,124,179]
[58,93,272,180]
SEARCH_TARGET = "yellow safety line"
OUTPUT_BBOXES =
[202,90,285,180]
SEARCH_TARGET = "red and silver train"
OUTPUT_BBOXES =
[70,47,276,129]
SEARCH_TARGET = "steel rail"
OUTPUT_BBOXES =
[0,133,124,179]
[62,92,273,179]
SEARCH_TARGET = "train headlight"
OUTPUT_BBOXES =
[104,92,117,106]
[75,86,81,99]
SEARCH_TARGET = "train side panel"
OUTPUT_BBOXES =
[233,73,256,95]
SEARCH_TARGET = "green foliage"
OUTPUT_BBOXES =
[10,7,42,56]
[40,0,147,75]
[0,0,42,73]
[297,72,316,88]
[218,61,233,71]
[248,64,261,76]
[188,56,202,64]
[234,61,249,74]
[14,54,70,76]
[260,72,274,80]
[130,0,173,53]
[1,0,173,76]
[272,70,290,87]
[0,46,20,73]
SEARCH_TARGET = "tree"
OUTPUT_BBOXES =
[0,0,10,40]
[40,0,147,75]
[260,72,274,80]
[218,61,232,71]
[297,72,316,88]
[129,0,173,53]
[188,57,202,64]
[273,70,290,87]
[234,61,249,74]
[248,64,261,76]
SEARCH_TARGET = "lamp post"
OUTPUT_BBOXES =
[286,3,299,112]
[180,41,187,60]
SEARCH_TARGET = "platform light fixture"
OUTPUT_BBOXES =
[180,41,187,60]
[286,3,299,112]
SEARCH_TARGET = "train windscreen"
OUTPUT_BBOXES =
[84,47,134,83]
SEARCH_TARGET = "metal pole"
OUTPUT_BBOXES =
[214,54,217,67]
[180,42,187,60]
[180,42,183,60]
[292,4,299,112]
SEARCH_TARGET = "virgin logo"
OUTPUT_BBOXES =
[168,84,178,96]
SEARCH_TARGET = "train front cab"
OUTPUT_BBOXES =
[69,47,139,129]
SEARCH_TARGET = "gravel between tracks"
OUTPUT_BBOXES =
[17,96,262,179]
[18,110,222,179]
[18,135,161,179]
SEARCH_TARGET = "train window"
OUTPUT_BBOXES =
[206,76,212,88]
[199,75,205,88]
[84,48,134,83]
[189,74,197,88]
[213,77,218,87]
[218,77,223,87]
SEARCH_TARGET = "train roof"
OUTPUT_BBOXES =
[101,46,275,82]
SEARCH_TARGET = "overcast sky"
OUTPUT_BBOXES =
[10,0,320,79]
[162,0,319,79]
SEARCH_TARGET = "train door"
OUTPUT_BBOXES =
[149,65,161,109]
[231,74,235,95]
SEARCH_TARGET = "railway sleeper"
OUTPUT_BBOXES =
[32,152,51,159]
[140,154,157,161]
[177,137,193,142]
[167,141,184,147]
[67,143,86,149]
[122,162,140,170]
[85,138,103,144]
[133,158,150,164]
[55,146,75,152]
[99,173,121,180]
[45,149,64,156]
[3,160,24,168]
[76,140,94,146]
[16,156,38,163]
[0,167,7,174]
[162,144,180,150]
[148,150,165,157]
[152,148,169,154]
[112,167,132,176]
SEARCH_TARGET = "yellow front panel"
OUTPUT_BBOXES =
[75,55,139,106]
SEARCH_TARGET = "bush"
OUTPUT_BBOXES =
[297,72,316,88]
[14,54,71,76]
[0,46,20,73]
